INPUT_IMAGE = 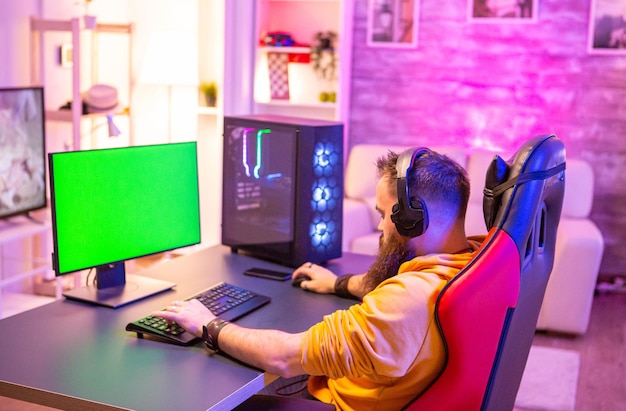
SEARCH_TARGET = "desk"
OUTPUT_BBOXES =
[0,245,373,411]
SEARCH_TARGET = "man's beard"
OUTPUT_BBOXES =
[361,231,416,294]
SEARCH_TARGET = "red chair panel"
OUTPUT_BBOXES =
[405,228,520,410]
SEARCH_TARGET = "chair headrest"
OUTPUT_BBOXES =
[482,135,566,239]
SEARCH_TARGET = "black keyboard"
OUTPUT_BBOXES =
[125,282,271,346]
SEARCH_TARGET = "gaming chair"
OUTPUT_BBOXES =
[403,134,566,410]
[235,135,566,411]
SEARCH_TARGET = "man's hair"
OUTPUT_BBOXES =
[376,149,470,222]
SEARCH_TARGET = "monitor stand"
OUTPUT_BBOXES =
[62,262,175,308]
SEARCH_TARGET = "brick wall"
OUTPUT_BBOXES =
[347,0,626,278]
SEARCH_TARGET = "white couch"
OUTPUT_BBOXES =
[342,144,604,335]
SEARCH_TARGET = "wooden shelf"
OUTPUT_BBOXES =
[30,18,74,32]
[198,106,219,116]
[0,218,50,242]
[258,46,310,54]
[45,109,130,123]
[255,100,336,109]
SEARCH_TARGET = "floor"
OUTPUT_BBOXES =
[0,288,624,410]
[531,291,626,411]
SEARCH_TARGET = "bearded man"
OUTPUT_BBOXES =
[156,148,482,411]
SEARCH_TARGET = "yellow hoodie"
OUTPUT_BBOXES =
[301,239,482,411]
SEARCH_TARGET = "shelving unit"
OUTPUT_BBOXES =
[252,0,354,130]
[197,0,226,247]
[29,16,134,150]
[199,0,353,245]
[8,16,133,318]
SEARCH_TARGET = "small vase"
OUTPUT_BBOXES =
[205,95,216,107]
[84,15,97,30]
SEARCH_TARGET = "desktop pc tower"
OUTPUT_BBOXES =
[222,114,344,267]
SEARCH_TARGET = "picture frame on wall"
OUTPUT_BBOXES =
[367,0,419,48]
[588,0,626,54]
[468,0,538,23]
[60,44,73,68]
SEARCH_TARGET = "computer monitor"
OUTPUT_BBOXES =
[222,115,344,267]
[48,142,201,308]
[0,86,47,220]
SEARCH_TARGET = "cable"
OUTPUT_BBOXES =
[274,375,310,396]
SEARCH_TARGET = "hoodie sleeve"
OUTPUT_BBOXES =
[300,250,478,380]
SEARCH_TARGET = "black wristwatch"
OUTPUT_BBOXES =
[202,319,229,351]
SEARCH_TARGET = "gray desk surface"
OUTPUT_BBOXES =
[0,245,373,411]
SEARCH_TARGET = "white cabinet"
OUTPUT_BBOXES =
[0,217,55,319]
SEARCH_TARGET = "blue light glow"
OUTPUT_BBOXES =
[309,140,342,252]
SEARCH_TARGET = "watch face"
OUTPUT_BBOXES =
[203,319,228,351]
[202,325,217,351]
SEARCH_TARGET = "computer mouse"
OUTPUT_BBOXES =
[292,275,312,288]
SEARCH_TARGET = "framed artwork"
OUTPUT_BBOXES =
[468,0,538,23]
[588,0,626,54]
[60,44,73,67]
[367,0,419,48]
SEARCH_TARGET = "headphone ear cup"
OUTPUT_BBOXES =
[410,198,425,210]
[391,197,428,237]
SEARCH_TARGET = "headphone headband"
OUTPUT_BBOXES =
[395,147,430,180]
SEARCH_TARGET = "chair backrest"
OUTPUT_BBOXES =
[404,135,566,411]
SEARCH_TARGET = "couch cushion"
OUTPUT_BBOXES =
[350,232,381,256]
[465,202,488,236]
[345,143,468,208]
[345,144,468,200]
[342,198,377,251]
[345,144,408,200]
[467,149,500,205]
[465,149,504,236]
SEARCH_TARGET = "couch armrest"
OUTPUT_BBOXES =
[342,198,377,251]
[537,218,604,334]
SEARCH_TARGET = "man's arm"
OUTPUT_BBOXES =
[219,324,306,377]
[155,300,306,378]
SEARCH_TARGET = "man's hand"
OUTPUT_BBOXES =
[153,299,215,338]
[291,262,338,294]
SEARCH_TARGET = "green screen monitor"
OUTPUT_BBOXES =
[48,142,201,308]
